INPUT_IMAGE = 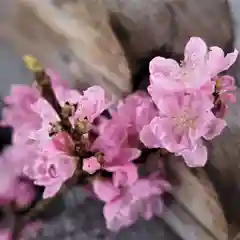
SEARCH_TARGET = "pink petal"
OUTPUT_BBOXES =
[77,85,111,122]
[52,132,74,153]
[92,180,120,203]
[106,148,141,168]
[152,198,164,217]
[184,37,207,66]
[149,57,180,78]
[223,49,238,71]
[180,143,208,167]
[130,179,162,198]
[82,157,101,174]
[142,201,154,220]
[56,155,76,180]
[140,125,162,148]
[103,199,128,231]
[43,182,62,199]
[112,163,138,187]
[104,197,138,232]
[150,74,183,91]
[121,148,141,162]
[221,92,236,103]
[203,118,227,140]
[219,75,236,91]
[207,46,225,77]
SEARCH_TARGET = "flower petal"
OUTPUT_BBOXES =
[203,118,227,140]
[83,156,101,174]
[219,75,236,91]
[184,37,207,66]
[112,163,139,187]
[92,180,120,203]
[223,49,238,71]
[43,182,62,199]
[149,57,180,78]
[180,143,208,167]
[140,124,162,148]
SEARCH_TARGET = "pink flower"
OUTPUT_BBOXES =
[92,174,171,231]
[75,86,112,123]
[24,142,76,199]
[207,47,238,77]
[140,93,226,167]
[2,84,41,130]
[82,156,101,174]
[149,37,211,91]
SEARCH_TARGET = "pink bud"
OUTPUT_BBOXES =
[83,157,101,174]
[52,132,74,154]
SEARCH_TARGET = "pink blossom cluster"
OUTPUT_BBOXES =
[0,37,238,235]
[87,92,170,231]
[1,71,111,199]
[140,37,238,167]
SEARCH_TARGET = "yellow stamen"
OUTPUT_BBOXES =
[215,78,222,91]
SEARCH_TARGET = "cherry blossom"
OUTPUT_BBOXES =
[92,174,171,231]
[23,141,76,199]
[140,93,226,167]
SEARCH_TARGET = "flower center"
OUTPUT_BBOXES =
[174,110,196,130]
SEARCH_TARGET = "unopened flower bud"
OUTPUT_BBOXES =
[75,119,90,134]
[83,156,101,174]
[95,152,105,167]
[61,102,77,118]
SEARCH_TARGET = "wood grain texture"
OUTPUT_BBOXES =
[163,156,228,240]
[3,0,234,95]
[8,0,131,100]
[206,89,240,238]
